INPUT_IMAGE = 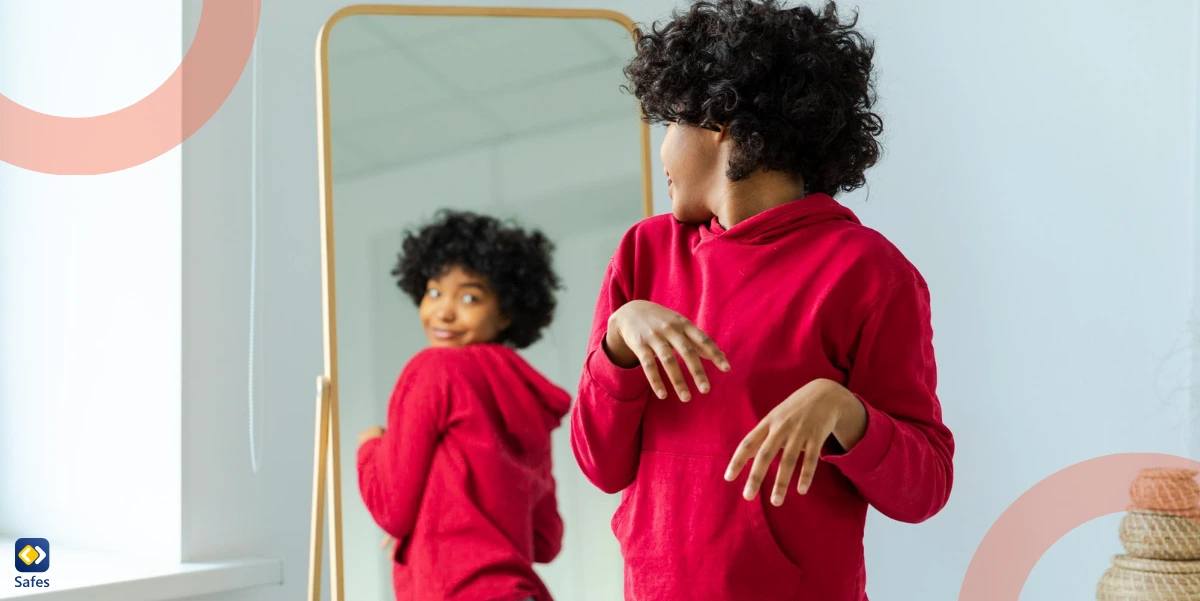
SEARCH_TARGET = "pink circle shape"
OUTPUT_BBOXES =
[959,452,1200,600]
[0,0,261,175]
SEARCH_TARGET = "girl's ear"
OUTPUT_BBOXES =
[498,314,513,331]
[714,121,732,142]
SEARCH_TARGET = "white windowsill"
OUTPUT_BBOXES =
[1,540,282,601]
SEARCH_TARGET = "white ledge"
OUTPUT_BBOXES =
[1,540,282,601]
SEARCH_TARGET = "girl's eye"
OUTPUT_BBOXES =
[462,294,478,304]
[427,289,441,299]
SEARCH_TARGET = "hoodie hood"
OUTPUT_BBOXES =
[698,193,860,246]
[463,343,572,452]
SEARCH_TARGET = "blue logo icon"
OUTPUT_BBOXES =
[14,539,49,573]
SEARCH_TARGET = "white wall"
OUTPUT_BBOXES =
[0,1,183,560]
[1,1,1194,601]
[177,0,315,582]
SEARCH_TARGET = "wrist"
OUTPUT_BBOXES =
[831,386,868,452]
[603,326,639,369]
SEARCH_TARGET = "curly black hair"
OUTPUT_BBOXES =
[625,0,882,196]
[391,210,561,350]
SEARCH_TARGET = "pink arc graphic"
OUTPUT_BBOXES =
[959,452,1200,600]
[0,0,260,175]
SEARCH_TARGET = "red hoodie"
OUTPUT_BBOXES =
[572,194,955,601]
[358,343,571,601]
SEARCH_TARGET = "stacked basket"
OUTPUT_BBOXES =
[1097,468,1200,601]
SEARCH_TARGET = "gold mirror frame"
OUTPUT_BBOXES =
[309,6,655,601]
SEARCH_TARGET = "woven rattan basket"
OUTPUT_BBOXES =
[1097,559,1200,601]
[1131,468,1200,512]
[1119,510,1200,560]
[1111,555,1200,574]
[1127,505,1200,520]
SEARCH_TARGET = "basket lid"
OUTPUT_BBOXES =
[1113,554,1200,574]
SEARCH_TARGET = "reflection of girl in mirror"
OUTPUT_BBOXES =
[356,210,569,601]
[573,1,955,600]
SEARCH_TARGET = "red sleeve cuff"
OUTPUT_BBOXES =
[823,396,894,477]
[584,347,651,402]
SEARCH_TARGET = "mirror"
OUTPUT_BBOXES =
[312,6,651,601]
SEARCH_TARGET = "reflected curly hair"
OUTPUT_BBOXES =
[625,0,882,196]
[391,210,561,349]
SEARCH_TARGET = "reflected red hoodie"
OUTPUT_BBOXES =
[572,194,955,600]
[358,343,571,601]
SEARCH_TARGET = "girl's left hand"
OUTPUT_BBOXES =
[358,425,385,445]
[724,379,867,506]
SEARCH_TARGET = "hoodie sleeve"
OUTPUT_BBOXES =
[822,278,955,524]
[357,351,450,540]
[532,454,564,563]
[571,260,653,494]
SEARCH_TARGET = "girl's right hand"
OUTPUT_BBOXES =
[605,300,731,402]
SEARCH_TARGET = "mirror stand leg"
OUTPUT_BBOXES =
[308,376,331,601]
[328,377,346,601]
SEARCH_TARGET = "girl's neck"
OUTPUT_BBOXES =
[710,171,806,229]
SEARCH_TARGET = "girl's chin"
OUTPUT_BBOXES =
[672,209,711,225]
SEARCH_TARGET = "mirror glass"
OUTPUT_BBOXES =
[325,12,647,601]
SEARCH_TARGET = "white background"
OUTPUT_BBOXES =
[0,1,184,560]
